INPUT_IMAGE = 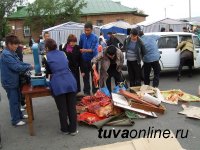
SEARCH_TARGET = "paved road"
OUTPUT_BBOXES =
[0,54,200,150]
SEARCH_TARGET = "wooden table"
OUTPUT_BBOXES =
[22,84,51,136]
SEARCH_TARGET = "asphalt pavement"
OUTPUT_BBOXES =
[0,54,200,150]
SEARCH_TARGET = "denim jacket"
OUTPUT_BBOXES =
[1,48,31,88]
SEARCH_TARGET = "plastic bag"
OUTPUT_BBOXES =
[93,67,99,88]
[112,84,126,93]
[88,103,113,118]
[77,112,106,124]
[100,87,111,96]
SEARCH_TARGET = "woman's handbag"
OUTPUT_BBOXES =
[19,70,31,85]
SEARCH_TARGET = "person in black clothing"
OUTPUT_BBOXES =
[160,27,166,32]
[106,32,120,48]
[15,45,26,108]
[62,34,84,93]
[29,36,34,48]
[123,28,145,87]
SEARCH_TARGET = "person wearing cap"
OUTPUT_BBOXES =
[123,28,145,87]
[62,34,84,93]
[92,45,124,93]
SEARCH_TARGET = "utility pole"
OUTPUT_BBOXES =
[189,0,191,21]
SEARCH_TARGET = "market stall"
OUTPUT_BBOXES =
[42,22,101,45]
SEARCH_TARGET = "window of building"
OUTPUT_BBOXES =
[24,26,31,37]
[96,20,103,26]
[116,19,124,21]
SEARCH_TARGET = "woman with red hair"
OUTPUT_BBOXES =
[62,34,84,93]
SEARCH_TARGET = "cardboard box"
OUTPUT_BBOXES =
[81,132,184,150]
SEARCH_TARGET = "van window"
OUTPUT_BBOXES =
[179,35,192,42]
[158,36,178,48]
[193,36,200,48]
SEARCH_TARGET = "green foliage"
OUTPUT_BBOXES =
[0,0,26,39]
[26,0,87,30]
[1,19,11,38]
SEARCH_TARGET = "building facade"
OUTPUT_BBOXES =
[7,0,147,43]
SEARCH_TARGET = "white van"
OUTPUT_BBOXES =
[121,32,200,72]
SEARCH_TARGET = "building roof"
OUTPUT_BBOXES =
[8,0,147,19]
[8,7,28,19]
[81,0,137,15]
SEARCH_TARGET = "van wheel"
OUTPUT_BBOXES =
[141,66,154,81]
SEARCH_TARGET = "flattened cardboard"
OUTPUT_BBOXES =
[81,131,184,150]
[119,90,165,114]
[112,93,157,117]
[131,102,165,114]
[179,104,200,119]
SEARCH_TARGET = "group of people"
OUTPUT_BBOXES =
[2,21,183,141]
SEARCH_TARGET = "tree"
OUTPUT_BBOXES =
[0,0,27,39]
[26,0,87,30]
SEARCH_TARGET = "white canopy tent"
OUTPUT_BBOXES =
[42,22,101,45]
[100,21,133,30]
[137,18,189,32]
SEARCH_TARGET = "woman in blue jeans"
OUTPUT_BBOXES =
[1,35,33,126]
[44,39,78,135]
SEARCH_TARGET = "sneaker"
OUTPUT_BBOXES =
[22,115,28,119]
[22,104,26,109]
[61,130,70,135]
[20,107,26,112]
[15,121,26,126]
[70,130,79,136]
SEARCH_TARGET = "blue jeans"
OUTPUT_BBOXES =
[5,88,23,125]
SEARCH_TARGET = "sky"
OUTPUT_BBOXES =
[114,0,199,21]
[28,0,199,22]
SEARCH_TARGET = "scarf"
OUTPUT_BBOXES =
[66,44,73,53]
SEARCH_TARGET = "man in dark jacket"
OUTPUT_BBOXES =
[124,28,145,87]
[106,32,120,48]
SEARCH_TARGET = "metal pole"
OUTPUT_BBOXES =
[164,8,167,18]
[189,0,191,21]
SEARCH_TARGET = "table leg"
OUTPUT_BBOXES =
[30,100,34,120]
[25,95,34,136]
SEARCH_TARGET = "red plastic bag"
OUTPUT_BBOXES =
[94,90,111,102]
[88,103,113,118]
[77,112,105,124]
[93,67,99,88]
[98,45,103,52]
[81,96,94,105]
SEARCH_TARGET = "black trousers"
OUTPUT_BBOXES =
[71,67,81,93]
[54,92,77,133]
[144,61,161,87]
[127,60,141,87]
[106,66,123,93]
[82,61,98,95]
[178,57,193,76]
